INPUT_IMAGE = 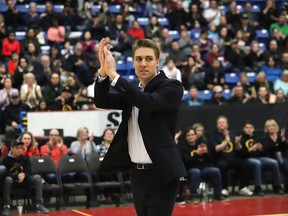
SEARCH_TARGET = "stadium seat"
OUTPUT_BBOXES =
[169,30,180,40]
[256,29,270,44]
[54,5,64,13]
[247,72,257,83]
[158,17,169,27]
[222,89,232,100]
[16,4,29,13]
[225,73,239,84]
[109,4,121,14]
[190,29,201,41]
[259,42,266,52]
[0,5,8,12]
[197,90,212,101]
[40,46,51,55]
[122,75,137,82]
[182,90,189,100]
[116,60,129,75]
[36,4,46,13]
[15,31,26,41]
[251,5,261,13]
[91,5,101,14]
[137,17,150,27]
[68,31,83,39]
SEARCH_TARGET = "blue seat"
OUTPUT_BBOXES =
[259,42,266,52]
[15,31,26,41]
[251,5,261,13]
[169,30,180,40]
[54,5,64,13]
[247,72,257,83]
[91,5,101,14]
[109,5,121,14]
[225,73,239,84]
[190,29,201,41]
[182,90,189,100]
[122,75,137,82]
[36,4,46,13]
[40,45,51,55]
[116,60,129,75]
[256,29,270,43]
[0,5,8,12]
[158,17,169,27]
[222,89,232,100]
[16,4,29,13]
[137,17,150,27]
[197,90,212,101]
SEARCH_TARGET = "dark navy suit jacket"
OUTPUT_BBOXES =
[94,71,187,183]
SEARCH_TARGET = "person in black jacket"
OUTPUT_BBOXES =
[1,140,49,216]
[179,127,223,203]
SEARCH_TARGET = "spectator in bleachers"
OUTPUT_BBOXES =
[78,0,92,29]
[168,40,187,69]
[265,39,283,63]
[203,0,221,27]
[206,43,225,66]
[96,128,115,160]
[270,13,288,35]
[128,20,145,42]
[144,0,164,18]
[225,39,248,73]
[0,13,6,54]
[3,90,31,141]
[159,27,173,53]
[19,131,40,157]
[210,115,247,197]
[182,55,205,90]
[237,72,257,99]
[167,0,187,30]
[274,69,288,95]
[218,26,232,54]
[0,62,8,89]
[49,45,62,64]
[261,0,279,29]
[178,28,193,56]
[205,58,228,90]
[181,85,203,107]
[42,72,62,108]
[60,40,74,60]
[217,16,234,40]
[191,43,206,67]
[20,72,43,110]
[120,3,135,29]
[156,40,167,70]
[195,27,213,60]
[21,28,41,56]
[162,58,182,82]
[35,99,49,111]
[99,2,114,30]
[65,73,82,95]
[225,1,241,30]
[40,128,68,167]
[47,18,66,45]
[235,29,248,51]
[207,85,227,106]
[0,77,18,110]
[274,89,287,103]
[254,71,274,93]
[0,136,8,157]
[261,55,282,82]
[185,2,207,29]
[178,127,223,203]
[22,2,40,29]
[247,40,265,72]
[60,2,78,32]
[40,1,60,31]
[86,14,106,42]
[243,2,259,27]
[35,55,56,86]
[23,42,40,67]
[254,85,275,104]
[7,51,19,76]
[80,30,96,58]
[69,126,97,160]
[2,31,20,59]
[3,0,22,31]
[271,28,287,52]
[208,24,220,44]
[236,13,256,44]
[13,57,34,89]
[280,52,288,70]
[110,14,128,40]
[228,84,253,104]
[50,85,76,111]
[261,119,287,193]
[145,16,163,40]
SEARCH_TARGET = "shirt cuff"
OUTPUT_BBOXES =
[111,75,120,86]
[97,76,107,82]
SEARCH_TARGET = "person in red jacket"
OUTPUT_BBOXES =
[19,131,40,158]
[2,31,20,58]
[128,20,145,42]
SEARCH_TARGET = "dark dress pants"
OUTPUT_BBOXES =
[129,166,179,216]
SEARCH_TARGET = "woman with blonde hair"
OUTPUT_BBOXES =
[19,131,40,157]
[20,72,43,109]
[69,126,97,160]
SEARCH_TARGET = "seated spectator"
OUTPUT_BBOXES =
[203,0,221,27]
[49,45,62,64]
[243,2,259,27]
[0,62,8,89]
[205,58,228,90]
[50,86,77,111]
[19,131,40,158]
[80,30,96,58]
[206,43,226,67]
[78,0,93,28]
[280,52,288,70]
[168,40,187,69]
[34,55,57,86]
[86,14,106,42]
[40,129,68,167]
[35,99,49,112]
[60,40,74,60]
[2,0,22,31]
[2,32,21,59]
[261,56,283,82]
[159,28,173,53]
[274,69,288,95]
[1,140,49,216]
[3,90,31,141]
[270,13,288,35]
[247,41,265,72]
[144,0,164,17]
[181,86,203,107]
[178,28,193,56]
[39,1,60,31]
[7,51,19,76]
[162,58,182,82]
[229,84,253,104]
[274,89,287,103]
[206,85,227,106]
[69,127,97,160]
[22,2,40,29]
[42,72,62,109]
[178,127,224,203]
[237,121,282,196]
[145,16,163,40]
[237,72,257,98]
[261,119,287,193]
[186,3,207,29]
[208,24,220,44]
[99,2,114,30]
[182,55,205,90]
[270,28,287,53]
[235,29,248,51]
[120,3,135,29]
[47,18,66,45]
[218,26,232,54]
[225,1,241,29]
[96,128,115,160]
[236,13,256,44]
[21,28,41,55]
[167,1,187,30]
[128,20,145,42]
[0,136,8,158]
[0,77,18,110]
[261,0,279,29]
[23,42,40,67]
[195,28,213,60]
[254,71,274,93]
[109,14,128,40]
[13,57,35,90]
[20,73,43,110]
[65,73,82,95]
[264,39,282,63]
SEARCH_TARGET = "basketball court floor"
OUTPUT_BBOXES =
[10,196,288,216]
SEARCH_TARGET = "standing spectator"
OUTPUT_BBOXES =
[19,131,40,158]
[20,73,43,110]
[162,58,182,82]
[2,31,20,59]
[261,56,283,82]
[128,20,145,42]
[69,127,97,160]
[40,129,68,167]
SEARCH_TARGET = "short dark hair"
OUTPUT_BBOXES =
[132,39,160,60]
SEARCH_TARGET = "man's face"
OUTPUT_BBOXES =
[186,130,196,144]
[217,117,228,131]
[49,130,59,144]
[133,47,159,85]
[235,86,243,97]
[244,124,254,136]
[11,145,23,158]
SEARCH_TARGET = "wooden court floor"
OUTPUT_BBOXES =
[11,196,288,216]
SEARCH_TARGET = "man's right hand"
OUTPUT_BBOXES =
[98,38,107,77]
